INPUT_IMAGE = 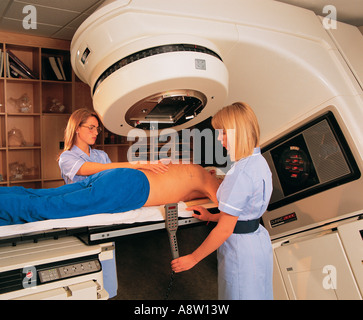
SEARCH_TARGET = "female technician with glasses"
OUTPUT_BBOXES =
[59,107,168,299]
[58,108,168,184]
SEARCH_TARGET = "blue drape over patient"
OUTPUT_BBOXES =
[0,168,150,226]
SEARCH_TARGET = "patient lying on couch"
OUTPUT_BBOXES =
[0,164,220,226]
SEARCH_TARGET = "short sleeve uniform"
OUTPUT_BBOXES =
[59,145,111,184]
[216,147,274,300]
[217,147,272,220]
[58,145,115,297]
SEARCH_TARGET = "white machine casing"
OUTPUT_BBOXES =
[71,0,363,299]
[0,237,109,300]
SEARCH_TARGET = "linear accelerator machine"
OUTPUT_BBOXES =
[1,0,362,300]
[70,0,363,300]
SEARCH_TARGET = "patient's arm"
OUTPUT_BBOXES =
[141,164,220,207]
[77,160,168,175]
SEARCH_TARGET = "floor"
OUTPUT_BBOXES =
[111,224,218,300]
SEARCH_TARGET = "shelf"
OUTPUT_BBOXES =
[7,115,41,147]
[6,80,40,113]
[42,81,72,113]
[41,48,71,82]
[8,146,41,150]
[0,33,76,188]
[9,177,42,183]
[6,78,39,83]
[7,113,41,116]
[42,112,71,116]
[5,44,40,80]
[41,79,72,84]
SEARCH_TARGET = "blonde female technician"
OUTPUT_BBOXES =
[58,108,168,184]
[171,102,273,300]
[57,108,168,299]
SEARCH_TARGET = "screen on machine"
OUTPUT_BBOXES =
[262,111,360,210]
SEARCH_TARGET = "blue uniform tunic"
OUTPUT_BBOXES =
[58,145,115,299]
[216,147,273,300]
[58,145,111,184]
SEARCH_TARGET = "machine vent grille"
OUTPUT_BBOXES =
[92,44,222,94]
[0,269,24,295]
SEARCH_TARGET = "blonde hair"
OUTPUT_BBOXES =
[211,102,260,161]
[62,108,100,153]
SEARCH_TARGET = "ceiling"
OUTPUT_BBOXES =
[0,0,362,41]
[0,0,107,40]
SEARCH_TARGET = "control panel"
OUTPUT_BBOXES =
[38,259,101,284]
[165,203,179,259]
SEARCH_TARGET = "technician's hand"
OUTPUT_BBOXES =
[171,254,198,273]
[138,160,169,173]
[186,205,213,222]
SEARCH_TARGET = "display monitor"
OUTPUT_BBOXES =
[262,111,360,210]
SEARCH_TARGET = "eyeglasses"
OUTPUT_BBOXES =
[81,125,102,134]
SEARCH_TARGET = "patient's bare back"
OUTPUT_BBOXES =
[141,164,218,206]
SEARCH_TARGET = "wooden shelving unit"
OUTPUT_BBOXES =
[0,31,131,189]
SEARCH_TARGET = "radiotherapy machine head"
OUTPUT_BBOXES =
[71,1,229,136]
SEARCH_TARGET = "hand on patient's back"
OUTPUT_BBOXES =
[145,161,169,173]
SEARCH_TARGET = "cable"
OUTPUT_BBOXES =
[164,270,176,300]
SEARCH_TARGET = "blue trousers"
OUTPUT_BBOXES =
[0,169,150,226]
